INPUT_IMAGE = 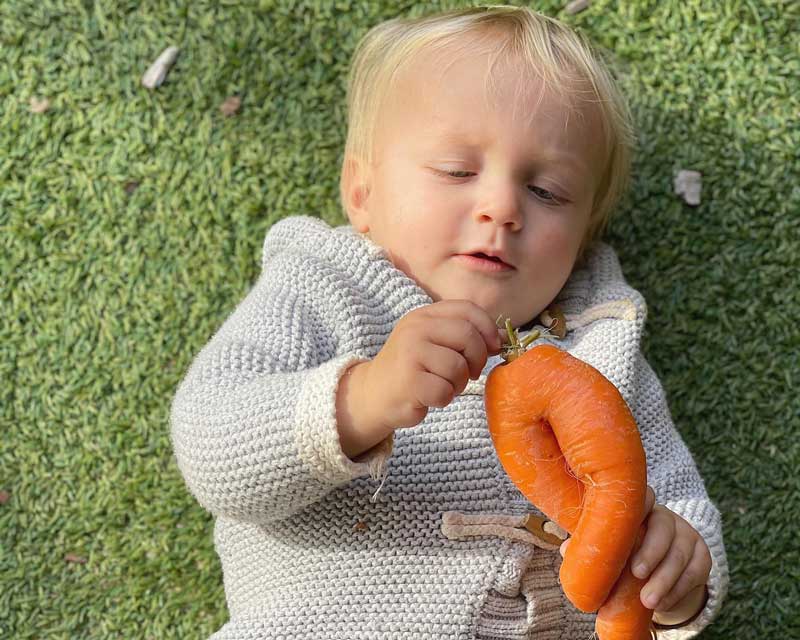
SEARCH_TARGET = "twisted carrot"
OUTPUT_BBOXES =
[485,328,653,639]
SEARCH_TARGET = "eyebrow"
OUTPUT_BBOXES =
[429,130,589,174]
[541,153,589,174]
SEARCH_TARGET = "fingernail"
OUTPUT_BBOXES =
[643,592,658,609]
[633,563,647,578]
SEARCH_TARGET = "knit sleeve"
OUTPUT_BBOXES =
[632,351,729,639]
[169,255,394,525]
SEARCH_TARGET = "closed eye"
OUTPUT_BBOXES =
[442,170,474,179]
[528,185,563,204]
[438,170,566,205]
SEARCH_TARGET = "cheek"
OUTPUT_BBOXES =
[529,222,582,270]
[538,221,576,252]
[390,184,450,234]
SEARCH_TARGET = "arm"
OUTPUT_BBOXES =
[169,258,394,526]
[632,350,729,638]
[336,360,395,460]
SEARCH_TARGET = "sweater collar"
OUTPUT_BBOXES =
[264,215,644,340]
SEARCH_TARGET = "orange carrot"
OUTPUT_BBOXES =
[485,324,653,640]
[595,524,652,640]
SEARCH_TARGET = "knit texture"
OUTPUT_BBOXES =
[170,215,729,639]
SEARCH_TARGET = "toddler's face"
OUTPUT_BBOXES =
[344,39,605,328]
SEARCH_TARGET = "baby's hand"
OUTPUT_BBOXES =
[631,494,712,620]
[559,487,711,624]
[364,300,503,431]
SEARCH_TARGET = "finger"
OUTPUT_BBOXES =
[418,343,471,395]
[559,538,570,558]
[411,369,456,409]
[424,319,489,380]
[656,539,712,612]
[640,536,696,610]
[427,300,503,354]
[631,506,675,579]
[644,486,656,516]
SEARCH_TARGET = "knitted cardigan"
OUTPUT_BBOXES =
[170,215,728,639]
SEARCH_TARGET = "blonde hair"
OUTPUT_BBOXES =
[340,4,637,262]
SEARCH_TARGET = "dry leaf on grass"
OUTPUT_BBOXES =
[565,0,591,14]
[142,46,180,89]
[674,169,702,206]
[30,97,50,113]
[220,95,242,116]
[0,490,10,505]
[64,553,87,564]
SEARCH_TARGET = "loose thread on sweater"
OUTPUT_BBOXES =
[370,468,389,503]
[366,430,394,502]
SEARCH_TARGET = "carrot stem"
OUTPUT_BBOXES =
[500,317,543,362]
[505,318,518,349]
[520,330,540,349]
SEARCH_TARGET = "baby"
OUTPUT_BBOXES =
[171,6,728,639]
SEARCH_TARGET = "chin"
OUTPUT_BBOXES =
[434,281,520,320]
[479,302,536,329]
[461,292,506,322]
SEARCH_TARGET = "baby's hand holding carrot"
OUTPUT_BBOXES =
[344,300,503,437]
[559,485,711,627]
[631,501,712,624]
[367,300,503,428]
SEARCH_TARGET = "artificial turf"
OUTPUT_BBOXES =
[1,1,797,637]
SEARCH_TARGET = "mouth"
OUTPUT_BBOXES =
[473,252,507,264]
[456,252,516,272]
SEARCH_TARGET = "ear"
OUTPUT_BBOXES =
[340,155,372,233]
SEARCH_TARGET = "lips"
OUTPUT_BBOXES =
[455,251,516,272]
[463,249,515,269]
[471,252,511,267]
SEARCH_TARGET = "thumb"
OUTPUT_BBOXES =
[559,538,570,558]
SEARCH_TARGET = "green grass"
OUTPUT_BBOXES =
[1,0,797,637]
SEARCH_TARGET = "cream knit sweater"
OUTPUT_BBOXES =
[170,215,728,639]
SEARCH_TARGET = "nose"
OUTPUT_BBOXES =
[473,178,524,232]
